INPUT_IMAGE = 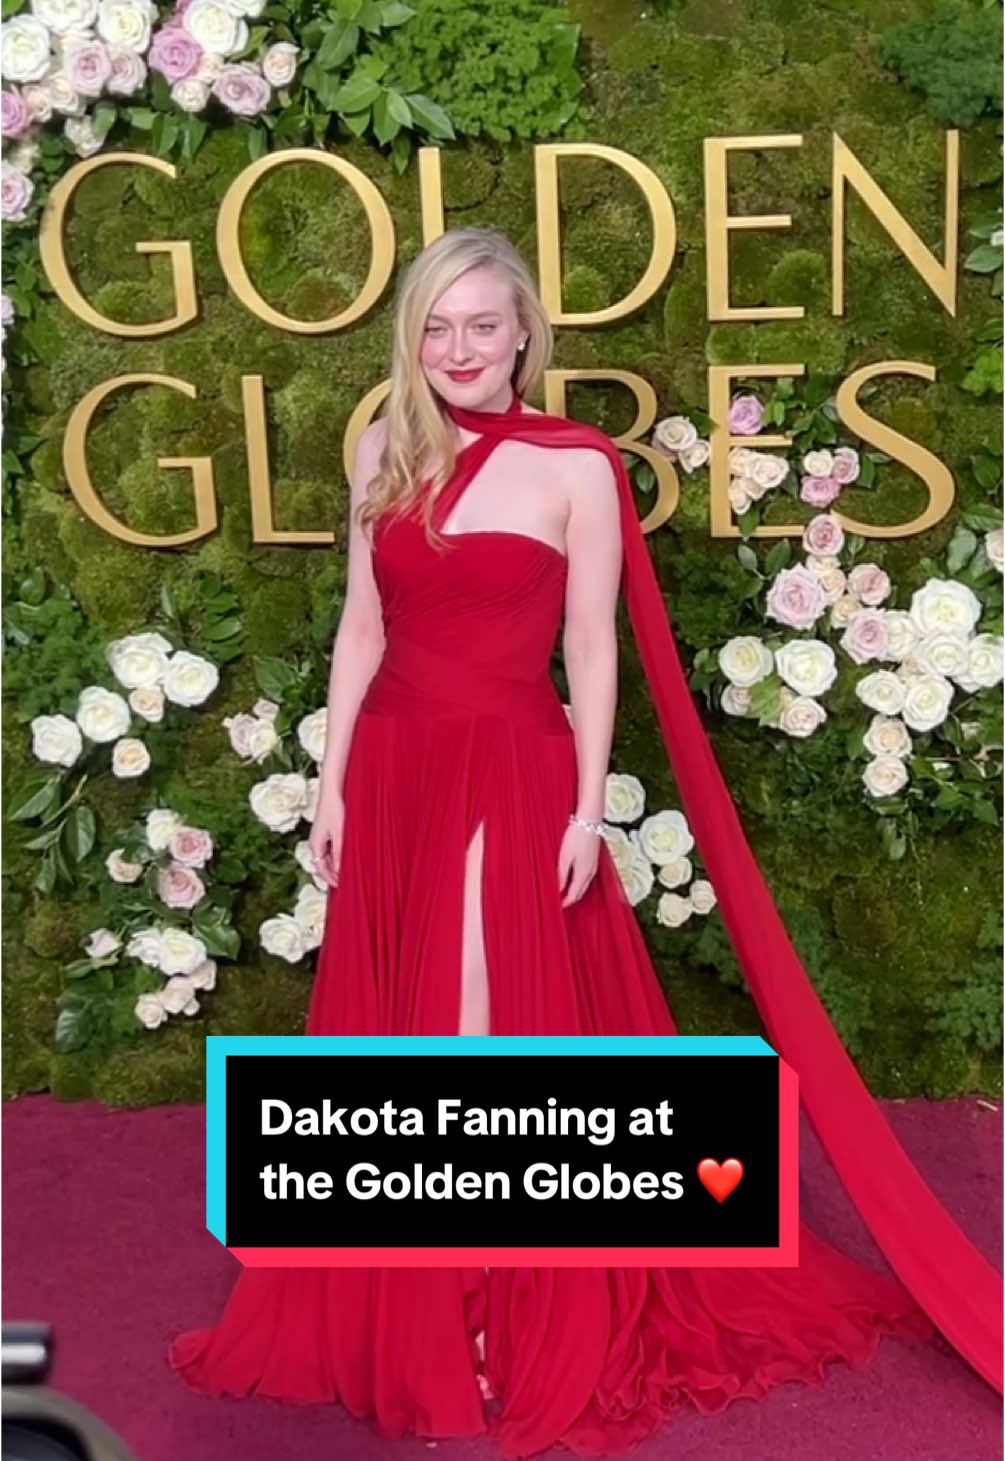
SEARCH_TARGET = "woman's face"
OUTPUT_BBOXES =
[420,264,525,412]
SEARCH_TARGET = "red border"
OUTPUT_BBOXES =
[229,1063,799,1268]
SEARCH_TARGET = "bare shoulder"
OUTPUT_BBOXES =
[556,441,619,517]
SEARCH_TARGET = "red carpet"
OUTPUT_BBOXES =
[2,1093,1001,1461]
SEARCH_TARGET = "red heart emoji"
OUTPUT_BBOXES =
[697,1158,744,1203]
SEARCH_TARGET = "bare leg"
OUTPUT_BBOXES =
[458,820,490,1037]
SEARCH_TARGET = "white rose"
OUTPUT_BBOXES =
[855,670,907,716]
[1,16,52,83]
[296,709,327,764]
[863,715,912,759]
[129,685,165,722]
[953,634,1004,693]
[31,713,82,767]
[41,71,85,116]
[193,49,223,82]
[812,566,846,605]
[293,882,326,950]
[253,697,279,721]
[774,639,837,697]
[728,447,758,475]
[302,777,319,823]
[30,0,98,32]
[984,527,1004,574]
[224,712,275,761]
[802,449,834,477]
[653,415,697,455]
[678,440,710,474]
[909,578,982,639]
[637,809,693,866]
[734,471,770,503]
[159,927,207,975]
[689,879,717,914]
[162,650,219,706]
[294,838,326,889]
[882,610,919,661]
[106,42,145,93]
[250,772,309,833]
[603,828,654,907]
[728,479,752,514]
[188,958,217,991]
[85,926,121,959]
[22,83,53,121]
[145,807,182,851]
[160,974,197,1015]
[863,755,908,798]
[913,630,970,681]
[135,992,167,1029]
[106,846,143,882]
[126,927,163,966]
[107,631,171,689]
[748,453,789,490]
[261,39,297,87]
[656,857,692,889]
[183,0,247,56]
[718,636,773,688]
[604,772,645,824]
[779,695,827,738]
[96,0,155,51]
[829,593,862,629]
[656,892,692,928]
[76,685,131,742]
[260,912,307,962]
[720,682,752,716]
[111,736,150,778]
[900,674,954,733]
[222,0,265,15]
[170,77,210,113]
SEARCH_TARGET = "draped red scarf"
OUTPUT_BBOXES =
[443,389,1002,1395]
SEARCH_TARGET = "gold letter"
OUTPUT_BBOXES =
[217,150,394,332]
[534,144,676,324]
[708,363,806,538]
[832,131,959,317]
[704,135,804,321]
[544,370,679,534]
[243,374,335,544]
[834,361,953,538]
[64,375,216,546]
[39,154,196,337]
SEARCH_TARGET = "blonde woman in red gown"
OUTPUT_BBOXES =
[170,228,1000,1456]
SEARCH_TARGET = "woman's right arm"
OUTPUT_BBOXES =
[310,419,388,885]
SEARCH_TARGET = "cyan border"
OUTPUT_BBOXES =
[206,1034,777,1245]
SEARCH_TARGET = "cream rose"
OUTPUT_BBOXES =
[162,650,219,706]
[689,879,716,914]
[160,974,198,1015]
[984,527,1004,574]
[1,16,52,83]
[678,440,710,474]
[604,828,654,907]
[855,670,907,716]
[106,847,143,882]
[953,634,1004,693]
[31,713,83,767]
[30,0,98,31]
[829,593,862,629]
[159,927,208,975]
[728,479,752,515]
[909,578,981,639]
[111,736,150,778]
[913,630,970,681]
[657,857,692,889]
[774,639,837,697]
[294,838,326,889]
[182,0,247,56]
[863,755,908,798]
[76,685,131,742]
[802,449,834,478]
[188,958,217,991]
[170,77,210,113]
[261,39,297,87]
[720,682,752,716]
[107,631,172,689]
[85,927,121,959]
[637,809,693,866]
[297,709,327,763]
[863,715,912,759]
[779,695,827,738]
[129,686,165,722]
[882,611,919,662]
[106,43,145,93]
[135,992,167,1029]
[293,882,326,950]
[900,674,954,733]
[653,415,697,455]
[718,635,773,688]
[146,807,182,851]
[748,453,789,490]
[847,563,891,606]
[126,927,163,966]
[96,0,155,51]
[250,772,309,832]
[64,114,104,157]
[604,772,645,823]
[656,892,692,927]
[260,912,307,962]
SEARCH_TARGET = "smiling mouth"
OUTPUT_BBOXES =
[446,368,484,380]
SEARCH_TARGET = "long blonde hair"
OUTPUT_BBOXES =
[357,227,553,551]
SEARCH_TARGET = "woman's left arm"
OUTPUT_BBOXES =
[558,449,623,906]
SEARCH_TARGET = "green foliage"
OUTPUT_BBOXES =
[876,0,1004,126]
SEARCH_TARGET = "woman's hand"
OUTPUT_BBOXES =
[558,821,602,907]
[309,791,345,889]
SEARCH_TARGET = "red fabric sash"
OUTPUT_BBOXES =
[443,390,1003,1394]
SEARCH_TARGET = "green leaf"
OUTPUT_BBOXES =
[403,92,454,140]
[964,244,1003,274]
[91,103,117,140]
[764,539,791,576]
[371,91,400,144]
[254,654,299,701]
[246,125,268,161]
[330,73,381,111]
[341,106,371,137]
[380,0,415,25]
[384,88,412,127]
[947,527,978,574]
[316,18,359,69]
[34,853,57,895]
[736,543,760,574]
[9,775,61,822]
[127,107,156,131]
[55,998,93,1052]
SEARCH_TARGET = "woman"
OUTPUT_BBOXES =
[170,227,999,1456]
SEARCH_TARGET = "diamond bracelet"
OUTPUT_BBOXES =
[568,813,606,838]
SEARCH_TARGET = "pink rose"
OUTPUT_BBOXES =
[840,609,890,665]
[157,862,206,909]
[848,563,891,606]
[107,46,147,96]
[149,27,202,82]
[1,161,33,221]
[800,474,842,507]
[167,825,214,868]
[212,62,270,117]
[728,393,764,436]
[63,39,113,98]
[802,513,845,558]
[1,89,31,139]
[831,446,860,485]
[765,564,827,630]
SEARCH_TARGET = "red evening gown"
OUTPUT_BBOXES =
[170,393,999,1455]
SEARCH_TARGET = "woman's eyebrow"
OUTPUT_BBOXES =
[426,311,504,323]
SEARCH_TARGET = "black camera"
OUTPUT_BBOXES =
[2,1324,139,1461]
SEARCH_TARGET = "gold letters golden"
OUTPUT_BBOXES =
[43,135,961,548]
